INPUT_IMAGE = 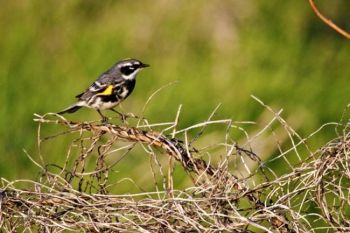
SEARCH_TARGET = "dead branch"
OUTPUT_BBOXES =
[0,105,349,232]
[308,0,350,39]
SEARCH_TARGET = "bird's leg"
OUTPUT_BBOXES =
[97,110,108,123]
[113,109,144,120]
[110,108,127,123]
[110,109,146,124]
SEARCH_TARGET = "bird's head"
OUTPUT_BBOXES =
[117,58,149,80]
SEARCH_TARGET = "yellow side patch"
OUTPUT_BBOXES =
[97,85,114,96]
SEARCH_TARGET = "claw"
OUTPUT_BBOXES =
[110,109,128,124]
[101,116,108,124]
[97,110,109,124]
[120,114,127,123]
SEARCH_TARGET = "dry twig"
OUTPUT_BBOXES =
[1,102,349,232]
[308,0,350,39]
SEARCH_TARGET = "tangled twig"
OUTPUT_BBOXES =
[1,103,350,232]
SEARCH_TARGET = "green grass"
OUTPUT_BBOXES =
[1,1,349,187]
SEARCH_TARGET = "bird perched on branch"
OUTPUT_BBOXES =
[58,58,149,122]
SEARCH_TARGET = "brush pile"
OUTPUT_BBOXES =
[1,104,349,232]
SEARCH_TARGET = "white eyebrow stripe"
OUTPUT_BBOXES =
[121,62,132,67]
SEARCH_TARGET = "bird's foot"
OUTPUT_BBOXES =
[101,116,109,124]
[110,109,147,124]
[110,109,129,124]
[120,113,147,124]
[119,113,128,124]
[97,110,109,124]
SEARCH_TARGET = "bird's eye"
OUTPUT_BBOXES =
[120,65,135,75]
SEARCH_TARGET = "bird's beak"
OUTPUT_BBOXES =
[140,63,150,68]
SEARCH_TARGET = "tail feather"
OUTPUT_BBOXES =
[57,104,82,115]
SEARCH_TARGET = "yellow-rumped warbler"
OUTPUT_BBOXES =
[58,58,149,122]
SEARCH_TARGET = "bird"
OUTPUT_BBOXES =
[58,58,149,122]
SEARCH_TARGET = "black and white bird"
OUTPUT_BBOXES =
[58,58,149,122]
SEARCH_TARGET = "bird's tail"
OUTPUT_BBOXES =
[57,104,82,115]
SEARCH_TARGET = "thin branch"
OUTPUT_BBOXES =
[308,0,350,39]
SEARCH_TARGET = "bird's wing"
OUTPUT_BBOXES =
[75,73,124,100]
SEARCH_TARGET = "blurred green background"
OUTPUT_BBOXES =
[1,1,349,188]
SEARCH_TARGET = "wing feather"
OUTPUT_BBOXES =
[75,73,125,101]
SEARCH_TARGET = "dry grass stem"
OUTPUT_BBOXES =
[1,100,350,232]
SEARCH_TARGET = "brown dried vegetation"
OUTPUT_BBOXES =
[1,101,350,232]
